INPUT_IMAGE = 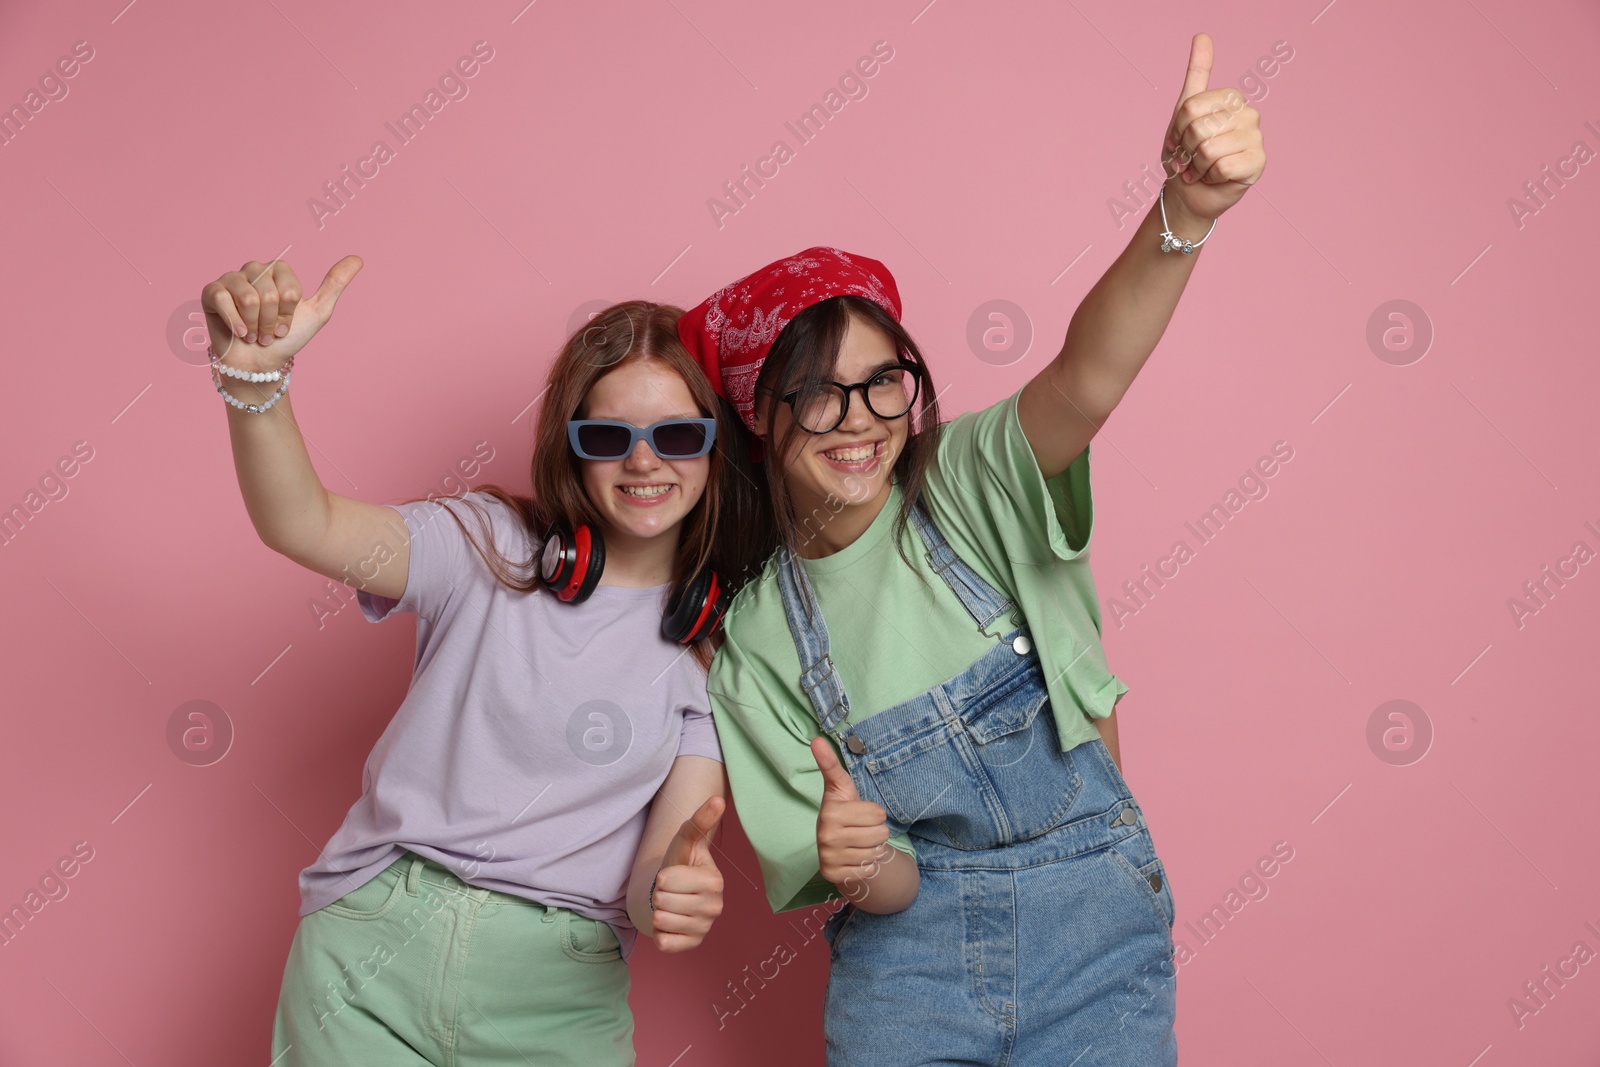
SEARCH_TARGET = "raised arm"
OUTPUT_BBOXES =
[203,255,410,599]
[1018,32,1266,480]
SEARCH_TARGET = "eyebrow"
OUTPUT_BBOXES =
[840,361,903,383]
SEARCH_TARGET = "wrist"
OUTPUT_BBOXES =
[1157,181,1217,254]
[1161,182,1210,234]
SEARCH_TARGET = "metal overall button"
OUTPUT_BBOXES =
[1111,807,1139,828]
[1148,873,1164,893]
[845,735,866,755]
[1011,634,1032,655]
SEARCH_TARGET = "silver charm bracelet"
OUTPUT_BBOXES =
[1158,183,1217,254]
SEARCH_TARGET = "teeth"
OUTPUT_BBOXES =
[824,444,876,462]
[620,484,672,498]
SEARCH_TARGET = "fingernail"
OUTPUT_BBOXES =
[276,324,289,336]
[234,324,246,337]
[245,332,256,343]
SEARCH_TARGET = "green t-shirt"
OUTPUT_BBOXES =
[706,387,1129,913]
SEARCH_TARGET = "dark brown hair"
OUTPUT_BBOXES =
[747,295,943,570]
[404,300,769,670]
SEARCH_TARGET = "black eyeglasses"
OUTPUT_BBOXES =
[778,363,923,434]
[566,418,717,460]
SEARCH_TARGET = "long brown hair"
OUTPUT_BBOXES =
[746,295,943,570]
[405,300,768,669]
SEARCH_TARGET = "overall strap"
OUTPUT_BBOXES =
[773,543,853,734]
[909,503,1017,636]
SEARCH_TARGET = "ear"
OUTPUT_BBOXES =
[752,390,776,441]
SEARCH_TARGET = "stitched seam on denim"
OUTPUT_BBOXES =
[982,740,1083,846]
[951,728,1015,847]
[906,799,1149,871]
[1102,843,1172,935]
[967,873,1012,1024]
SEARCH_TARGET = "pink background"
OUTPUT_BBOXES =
[2,0,1597,1063]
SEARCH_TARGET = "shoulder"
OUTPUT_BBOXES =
[709,556,793,692]
[433,490,536,558]
[931,388,1023,470]
[719,554,784,646]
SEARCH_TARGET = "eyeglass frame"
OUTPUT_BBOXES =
[565,417,718,460]
[777,361,924,435]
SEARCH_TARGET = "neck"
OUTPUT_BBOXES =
[794,479,894,559]
[599,526,680,587]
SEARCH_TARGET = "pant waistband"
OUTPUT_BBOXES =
[396,850,547,908]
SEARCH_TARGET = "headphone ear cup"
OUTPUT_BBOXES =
[701,572,730,640]
[662,568,726,645]
[571,524,605,603]
[542,521,606,603]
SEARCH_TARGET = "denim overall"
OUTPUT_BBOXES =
[776,505,1178,1067]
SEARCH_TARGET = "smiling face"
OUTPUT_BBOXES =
[577,357,710,556]
[758,311,911,554]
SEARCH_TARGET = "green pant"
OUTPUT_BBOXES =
[272,851,635,1066]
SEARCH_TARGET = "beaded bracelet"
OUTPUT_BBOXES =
[209,344,294,382]
[1158,183,1217,254]
[209,344,295,414]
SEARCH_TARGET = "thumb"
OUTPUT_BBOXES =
[811,736,859,803]
[308,254,363,314]
[1175,32,1213,107]
[663,795,725,868]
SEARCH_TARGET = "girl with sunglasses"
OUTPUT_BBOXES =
[199,254,767,1066]
[680,34,1264,1065]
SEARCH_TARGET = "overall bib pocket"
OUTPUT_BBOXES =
[862,652,1084,850]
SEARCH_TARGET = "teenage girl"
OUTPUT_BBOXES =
[200,254,765,1066]
[678,34,1265,1065]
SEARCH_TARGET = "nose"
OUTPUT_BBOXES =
[624,436,661,471]
[837,386,875,432]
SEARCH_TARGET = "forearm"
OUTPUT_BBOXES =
[836,841,919,914]
[1018,181,1214,478]
[1095,708,1122,771]
[626,756,726,936]
[626,829,673,937]
[220,384,333,556]
[1055,181,1210,413]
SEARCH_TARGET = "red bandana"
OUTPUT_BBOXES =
[677,247,902,433]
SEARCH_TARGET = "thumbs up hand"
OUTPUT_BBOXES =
[649,795,725,953]
[811,737,892,890]
[1161,33,1266,221]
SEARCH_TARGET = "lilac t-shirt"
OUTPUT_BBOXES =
[298,491,722,956]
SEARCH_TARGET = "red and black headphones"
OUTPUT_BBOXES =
[539,520,729,645]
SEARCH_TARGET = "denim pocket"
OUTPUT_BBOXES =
[320,864,407,921]
[559,911,623,964]
[1104,830,1176,931]
[823,902,862,960]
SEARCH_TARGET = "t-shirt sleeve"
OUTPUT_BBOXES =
[356,494,483,624]
[675,707,724,762]
[923,386,1096,572]
[925,388,1127,724]
[707,625,914,915]
[674,670,725,763]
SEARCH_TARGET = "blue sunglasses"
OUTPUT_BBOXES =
[567,418,717,460]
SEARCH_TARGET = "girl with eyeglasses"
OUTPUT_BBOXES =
[679,34,1265,1065]
[199,254,769,1066]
